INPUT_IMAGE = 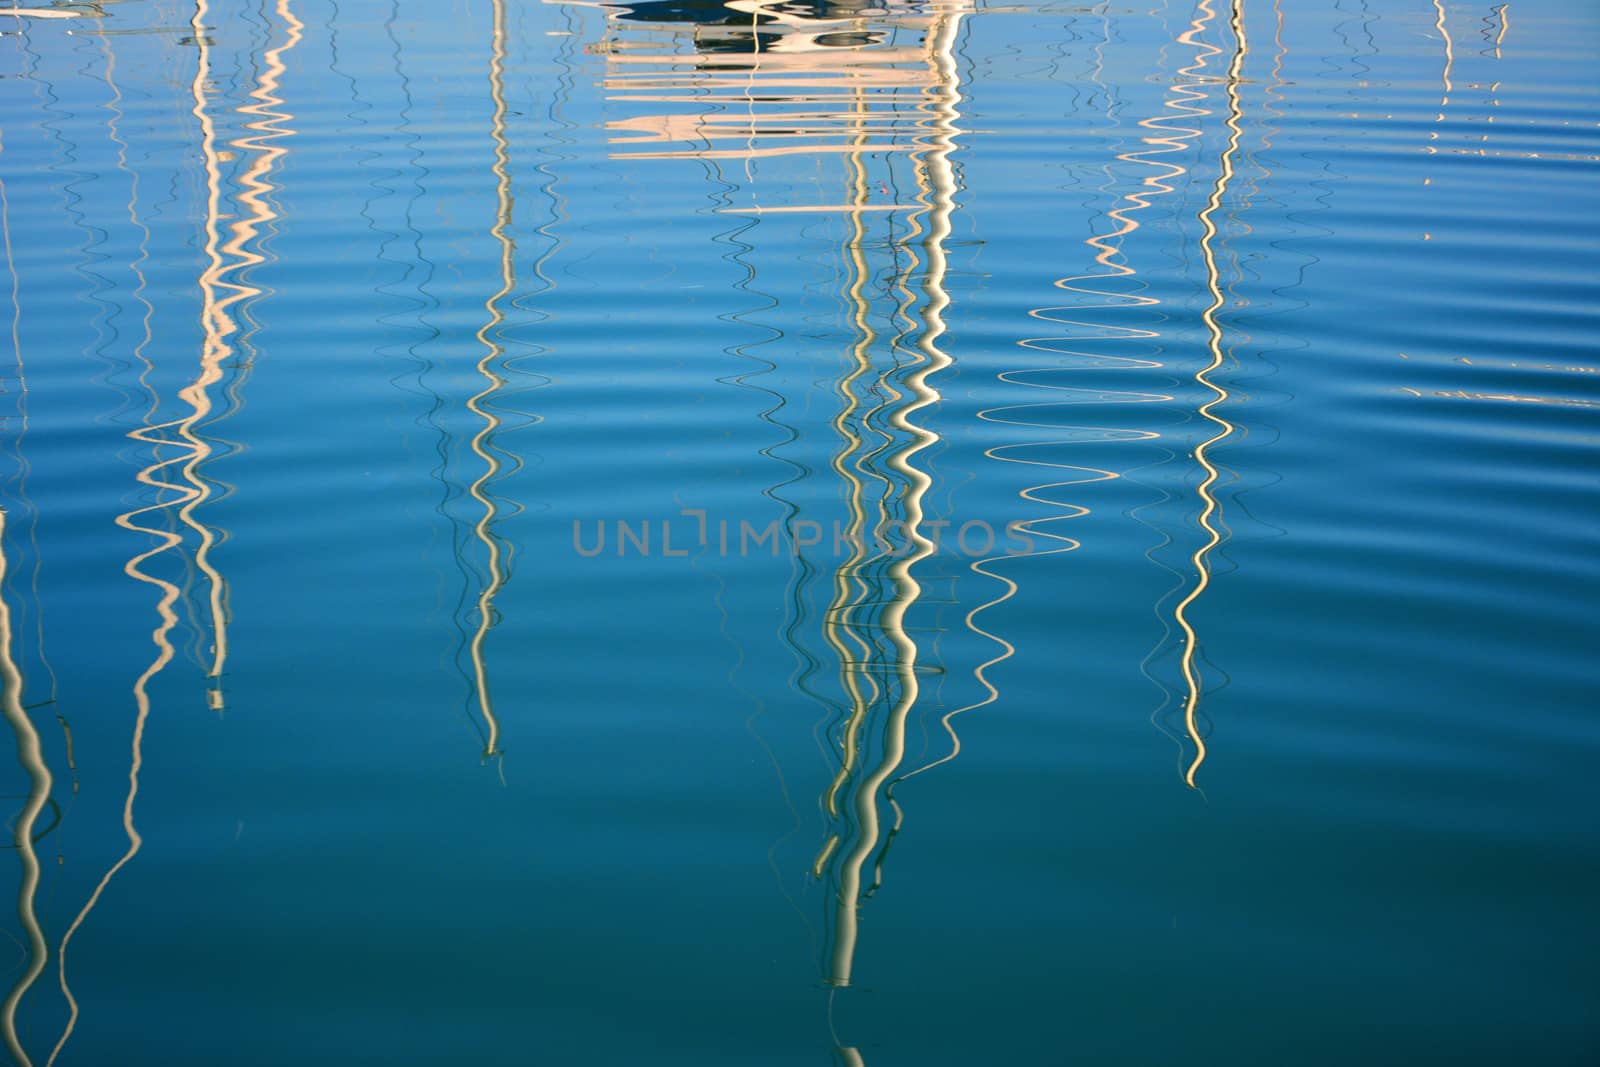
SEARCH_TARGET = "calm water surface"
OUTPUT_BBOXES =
[0,0,1597,1063]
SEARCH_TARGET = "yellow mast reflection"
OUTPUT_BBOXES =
[465,0,515,763]
[1433,0,1453,112]
[1170,0,1245,789]
[818,94,883,831]
[901,5,1179,785]
[913,2,1217,787]
[45,3,299,1052]
[0,509,51,1067]
[567,0,970,1053]
[220,0,304,365]
[170,0,302,709]
[0,119,52,1067]
[173,0,234,708]
[828,6,964,996]
[44,34,166,1066]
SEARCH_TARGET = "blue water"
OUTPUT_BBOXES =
[1,0,1597,1063]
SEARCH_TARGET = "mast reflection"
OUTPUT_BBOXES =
[50,6,301,1060]
[1169,0,1245,789]
[561,0,971,1058]
[0,509,51,1067]
[0,131,52,1067]
[464,0,515,765]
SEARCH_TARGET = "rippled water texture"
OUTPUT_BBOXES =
[0,0,1597,1063]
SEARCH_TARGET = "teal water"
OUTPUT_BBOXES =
[1,0,1597,1063]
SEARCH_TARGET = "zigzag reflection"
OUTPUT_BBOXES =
[0,0,1301,1058]
[565,1,971,1059]
[464,0,516,765]
[0,6,302,1061]
[0,128,51,1067]
[0,511,51,1067]
[1170,0,1247,789]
